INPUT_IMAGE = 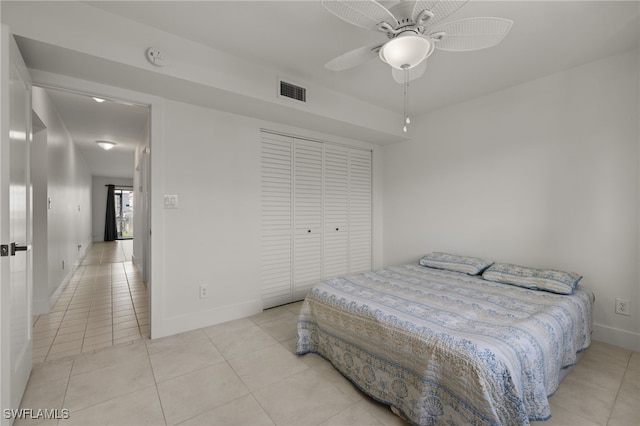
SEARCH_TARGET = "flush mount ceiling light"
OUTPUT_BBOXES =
[96,141,116,151]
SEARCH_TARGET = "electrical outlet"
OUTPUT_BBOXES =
[199,285,208,299]
[615,298,630,316]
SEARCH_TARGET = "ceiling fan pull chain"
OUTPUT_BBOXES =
[403,65,410,132]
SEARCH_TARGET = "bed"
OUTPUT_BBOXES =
[296,261,594,426]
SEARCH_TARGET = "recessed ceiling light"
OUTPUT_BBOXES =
[96,141,116,150]
[92,97,106,103]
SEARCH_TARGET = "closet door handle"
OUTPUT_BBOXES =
[307,229,311,233]
[335,228,339,231]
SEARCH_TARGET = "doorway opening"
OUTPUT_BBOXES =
[28,83,153,362]
[114,187,134,239]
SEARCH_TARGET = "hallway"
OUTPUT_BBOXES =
[32,241,148,364]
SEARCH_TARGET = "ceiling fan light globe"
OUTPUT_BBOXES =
[379,33,433,70]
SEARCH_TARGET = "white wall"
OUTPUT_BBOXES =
[0,1,404,145]
[1,0,393,338]
[31,86,93,310]
[19,0,635,351]
[91,176,134,242]
[153,98,383,337]
[31,122,48,314]
[24,72,384,339]
[132,129,150,280]
[382,49,640,351]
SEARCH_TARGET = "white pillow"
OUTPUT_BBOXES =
[419,252,494,275]
[482,263,582,294]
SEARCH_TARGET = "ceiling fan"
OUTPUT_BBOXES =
[322,0,514,84]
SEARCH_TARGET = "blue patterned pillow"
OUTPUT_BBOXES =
[482,263,582,294]
[419,252,494,275]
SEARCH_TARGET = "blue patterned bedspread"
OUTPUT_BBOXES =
[296,264,594,425]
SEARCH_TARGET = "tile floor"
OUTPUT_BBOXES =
[32,240,148,364]
[18,241,640,425]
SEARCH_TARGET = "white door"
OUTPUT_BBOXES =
[348,149,372,273]
[1,26,33,425]
[323,145,349,278]
[260,133,294,308]
[293,139,323,301]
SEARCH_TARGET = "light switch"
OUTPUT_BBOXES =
[164,194,178,209]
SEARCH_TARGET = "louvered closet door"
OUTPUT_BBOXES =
[293,140,323,300]
[323,145,349,278]
[261,134,293,309]
[349,149,372,273]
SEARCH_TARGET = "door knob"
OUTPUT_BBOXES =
[10,243,28,256]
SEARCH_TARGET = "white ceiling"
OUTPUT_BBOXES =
[42,88,149,179]
[12,1,639,177]
[87,0,639,116]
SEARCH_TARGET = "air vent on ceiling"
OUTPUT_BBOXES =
[279,79,306,103]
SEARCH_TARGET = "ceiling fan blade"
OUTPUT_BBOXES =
[325,43,383,71]
[430,17,513,51]
[321,0,398,31]
[391,60,427,83]
[411,0,469,28]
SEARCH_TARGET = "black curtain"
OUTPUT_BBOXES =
[104,184,117,241]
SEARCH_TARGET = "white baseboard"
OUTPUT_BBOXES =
[592,322,640,352]
[46,242,92,312]
[74,242,91,268]
[33,297,49,315]
[131,254,145,281]
[151,299,264,340]
[48,266,74,309]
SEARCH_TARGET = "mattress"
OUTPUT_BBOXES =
[296,264,594,425]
